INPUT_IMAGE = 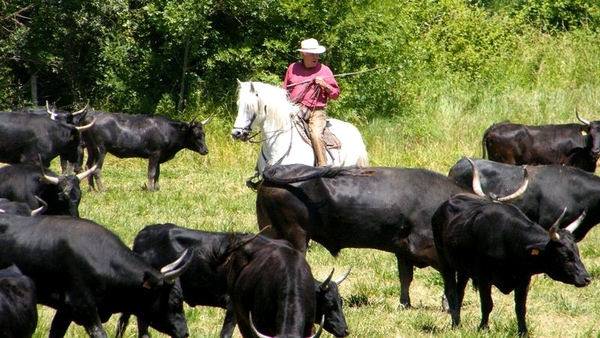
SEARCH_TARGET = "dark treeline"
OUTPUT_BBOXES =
[0,0,598,120]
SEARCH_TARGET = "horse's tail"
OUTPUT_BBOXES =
[357,151,369,167]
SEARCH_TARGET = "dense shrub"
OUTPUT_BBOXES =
[0,0,598,119]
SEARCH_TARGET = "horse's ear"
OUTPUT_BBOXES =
[237,78,242,85]
[250,82,256,93]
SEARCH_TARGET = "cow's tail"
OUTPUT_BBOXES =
[263,164,376,184]
[481,126,491,159]
[115,313,130,338]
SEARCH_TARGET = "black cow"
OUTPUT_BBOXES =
[0,264,38,338]
[448,157,600,241]
[0,163,96,217]
[432,194,591,335]
[255,163,527,308]
[227,234,323,338]
[115,223,350,338]
[0,112,93,168]
[0,214,193,338]
[481,110,600,172]
[0,198,45,216]
[82,110,210,191]
[11,103,90,173]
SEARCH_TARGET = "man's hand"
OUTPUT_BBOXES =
[315,77,329,89]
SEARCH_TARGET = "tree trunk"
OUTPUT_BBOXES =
[177,38,190,113]
[31,74,38,106]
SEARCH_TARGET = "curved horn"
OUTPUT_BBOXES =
[565,209,587,234]
[334,267,352,285]
[76,163,98,181]
[576,107,590,126]
[496,168,529,202]
[161,248,193,284]
[549,208,568,242]
[249,309,324,338]
[38,156,59,185]
[201,115,213,125]
[46,101,58,120]
[310,315,325,338]
[320,268,335,291]
[249,312,272,338]
[31,196,47,216]
[76,117,96,131]
[73,102,89,115]
[467,158,486,197]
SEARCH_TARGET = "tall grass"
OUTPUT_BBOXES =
[32,30,600,337]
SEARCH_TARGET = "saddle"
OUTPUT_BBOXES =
[292,114,342,150]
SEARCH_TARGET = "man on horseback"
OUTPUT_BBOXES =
[283,38,340,167]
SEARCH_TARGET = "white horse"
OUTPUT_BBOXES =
[231,80,369,174]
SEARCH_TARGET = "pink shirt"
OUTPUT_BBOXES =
[283,62,340,109]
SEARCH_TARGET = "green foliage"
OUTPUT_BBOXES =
[508,0,599,33]
[0,0,599,121]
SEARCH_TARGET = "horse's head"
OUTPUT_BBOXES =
[231,80,262,141]
[231,80,293,142]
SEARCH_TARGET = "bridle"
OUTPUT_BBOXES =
[232,110,258,141]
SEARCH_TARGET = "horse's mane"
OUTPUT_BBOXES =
[238,81,297,131]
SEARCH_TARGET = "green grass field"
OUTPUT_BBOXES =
[30,88,600,337]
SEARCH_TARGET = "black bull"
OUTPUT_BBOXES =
[0,214,193,338]
[11,104,90,173]
[227,234,322,338]
[448,157,600,242]
[116,223,350,338]
[481,110,600,172]
[82,111,210,191]
[255,163,523,308]
[432,194,591,335]
[0,112,92,168]
[0,163,96,217]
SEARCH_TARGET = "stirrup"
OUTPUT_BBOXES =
[246,171,261,190]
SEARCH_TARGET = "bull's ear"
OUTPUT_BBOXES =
[142,271,160,289]
[526,242,547,256]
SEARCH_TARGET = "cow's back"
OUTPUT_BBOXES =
[86,111,177,158]
[449,157,527,196]
[483,122,589,167]
[0,113,77,165]
[432,195,538,277]
[228,236,316,337]
[0,215,156,297]
[257,166,466,263]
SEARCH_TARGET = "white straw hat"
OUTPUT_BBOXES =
[297,38,326,54]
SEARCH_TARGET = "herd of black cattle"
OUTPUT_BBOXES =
[0,105,599,337]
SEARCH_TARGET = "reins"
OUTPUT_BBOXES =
[285,66,381,89]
